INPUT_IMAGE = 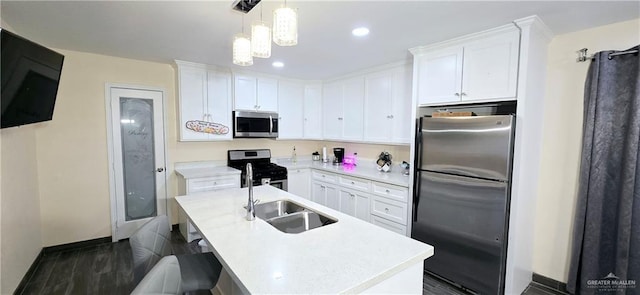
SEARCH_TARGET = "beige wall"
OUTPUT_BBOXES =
[533,18,640,282]
[1,126,43,294]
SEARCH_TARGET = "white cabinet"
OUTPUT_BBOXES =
[311,181,338,209]
[414,28,520,106]
[176,61,233,141]
[364,65,413,144]
[177,172,241,242]
[234,74,278,112]
[322,77,364,141]
[278,81,305,139]
[287,168,310,199]
[303,84,323,139]
[338,188,371,222]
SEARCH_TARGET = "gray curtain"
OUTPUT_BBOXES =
[568,45,640,295]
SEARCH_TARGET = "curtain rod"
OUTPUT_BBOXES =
[577,48,639,62]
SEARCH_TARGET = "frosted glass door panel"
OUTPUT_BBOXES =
[120,97,157,221]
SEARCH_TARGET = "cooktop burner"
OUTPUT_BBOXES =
[227,149,287,185]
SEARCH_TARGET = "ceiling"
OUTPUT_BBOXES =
[2,1,639,80]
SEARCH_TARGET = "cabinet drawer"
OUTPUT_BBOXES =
[187,176,239,193]
[371,196,407,225]
[339,175,371,192]
[371,215,407,235]
[312,170,337,183]
[372,182,408,202]
[288,168,310,174]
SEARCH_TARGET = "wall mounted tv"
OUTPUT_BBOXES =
[1,29,64,129]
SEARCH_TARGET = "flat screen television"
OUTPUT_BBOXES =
[1,29,64,128]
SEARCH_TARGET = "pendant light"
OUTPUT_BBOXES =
[233,16,253,66]
[273,0,297,46]
[251,4,271,58]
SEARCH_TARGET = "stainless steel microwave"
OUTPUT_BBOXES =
[233,111,278,138]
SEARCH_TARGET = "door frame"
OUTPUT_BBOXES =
[104,83,170,242]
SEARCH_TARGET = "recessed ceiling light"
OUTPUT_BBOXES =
[352,27,370,37]
[272,61,284,68]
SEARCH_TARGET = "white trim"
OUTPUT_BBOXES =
[104,83,169,241]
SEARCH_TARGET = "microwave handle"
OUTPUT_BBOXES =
[269,115,273,134]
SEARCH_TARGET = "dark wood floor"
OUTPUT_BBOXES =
[18,230,565,295]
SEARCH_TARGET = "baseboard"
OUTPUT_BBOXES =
[13,249,44,295]
[43,236,112,254]
[532,273,569,294]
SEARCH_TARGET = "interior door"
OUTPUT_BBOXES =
[108,86,167,240]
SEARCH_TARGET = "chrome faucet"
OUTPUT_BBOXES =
[246,163,256,221]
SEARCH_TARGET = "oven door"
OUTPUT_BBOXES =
[233,111,278,138]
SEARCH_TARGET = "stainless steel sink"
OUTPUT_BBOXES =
[253,199,307,220]
[250,200,337,234]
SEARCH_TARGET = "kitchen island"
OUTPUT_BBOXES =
[175,185,433,294]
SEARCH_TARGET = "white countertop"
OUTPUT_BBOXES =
[174,162,240,179]
[176,185,433,294]
[277,159,411,187]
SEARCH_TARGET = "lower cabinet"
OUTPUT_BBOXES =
[287,168,311,199]
[178,173,241,242]
[310,170,409,235]
[338,188,371,222]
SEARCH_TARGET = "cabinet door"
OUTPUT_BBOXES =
[287,168,310,199]
[325,184,339,210]
[461,29,520,101]
[354,192,371,222]
[338,189,356,216]
[178,66,208,141]
[416,46,463,105]
[303,84,323,139]
[342,77,365,140]
[207,70,233,140]
[234,74,257,111]
[278,81,304,139]
[390,66,413,144]
[364,70,393,142]
[257,78,278,112]
[322,82,343,140]
[311,182,326,205]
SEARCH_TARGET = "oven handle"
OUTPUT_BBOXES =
[269,115,273,134]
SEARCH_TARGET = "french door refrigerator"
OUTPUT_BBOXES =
[412,115,515,295]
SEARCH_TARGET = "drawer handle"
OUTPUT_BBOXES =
[214,182,217,185]
[385,208,390,212]
[350,193,355,197]
[351,181,355,185]
[322,175,325,177]
[321,185,326,189]
[385,189,390,193]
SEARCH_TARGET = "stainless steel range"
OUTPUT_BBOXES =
[227,149,288,191]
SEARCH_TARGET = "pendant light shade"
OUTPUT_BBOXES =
[233,33,253,66]
[251,21,271,58]
[273,7,297,46]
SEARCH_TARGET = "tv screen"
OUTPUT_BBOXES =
[1,29,64,128]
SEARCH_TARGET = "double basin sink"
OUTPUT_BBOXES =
[251,200,337,234]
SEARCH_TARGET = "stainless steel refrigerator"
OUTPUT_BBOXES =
[412,115,515,295]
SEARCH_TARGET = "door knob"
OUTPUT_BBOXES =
[156,168,164,172]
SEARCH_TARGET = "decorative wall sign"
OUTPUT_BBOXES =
[185,120,229,135]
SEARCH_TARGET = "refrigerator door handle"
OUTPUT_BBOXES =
[413,170,421,222]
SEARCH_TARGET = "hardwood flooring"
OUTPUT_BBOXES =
[18,230,564,295]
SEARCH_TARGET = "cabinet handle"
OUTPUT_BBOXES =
[350,193,355,198]
[454,93,460,96]
[321,185,326,189]
[322,175,325,178]
[213,181,217,185]
[385,208,390,212]
[461,92,467,96]
[389,115,394,119]
[385,189,390,193]
[304,118,308,121]
[351,181,355,185]
[258,105,261,109]
[338,117,343,120]
[254,105,258,108]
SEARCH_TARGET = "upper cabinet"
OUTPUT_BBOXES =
[303,84,323,140]
[363,65,412,144]
[176,61,232,141]
[413,28,520,106]
[277,80,305,139]
[234,73,278,112]
[322,77,365,141]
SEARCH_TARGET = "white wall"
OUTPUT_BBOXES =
[533,18,640,283]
